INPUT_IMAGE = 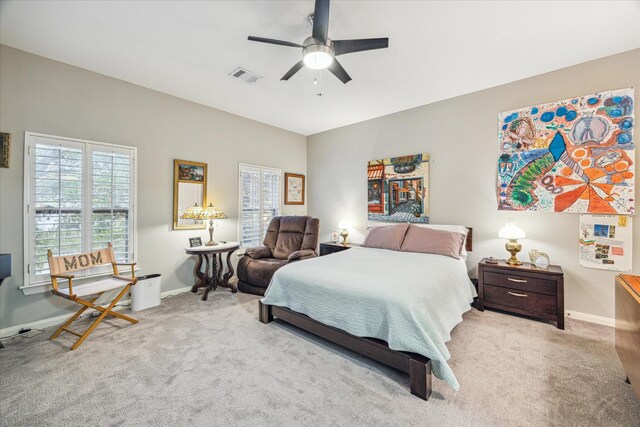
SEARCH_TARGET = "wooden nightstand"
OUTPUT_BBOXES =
[477,258,564,329]
[319,242,360,256]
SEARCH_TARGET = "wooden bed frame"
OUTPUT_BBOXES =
[259,302,433,399]
[259,227,473,401]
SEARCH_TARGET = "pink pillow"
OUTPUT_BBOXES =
[362,223,409,251]
[400,224,465,259]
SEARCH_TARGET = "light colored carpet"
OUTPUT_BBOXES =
[1,290,639,426]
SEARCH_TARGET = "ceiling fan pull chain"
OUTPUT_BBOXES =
[315,71,324,97]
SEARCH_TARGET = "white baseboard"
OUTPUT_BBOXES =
[0,286,192,338]
[566,310,615,328]
[160,286,192,299]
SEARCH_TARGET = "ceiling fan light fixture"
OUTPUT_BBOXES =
[303,44,333,70]
[247,0,388,83]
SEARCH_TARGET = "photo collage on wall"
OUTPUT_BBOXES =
[579,215,632,272]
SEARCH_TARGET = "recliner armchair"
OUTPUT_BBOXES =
[237,216,320,296]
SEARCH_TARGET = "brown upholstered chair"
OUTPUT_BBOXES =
[237,216,320,295]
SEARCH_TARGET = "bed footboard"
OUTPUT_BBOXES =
[259,301,432,400]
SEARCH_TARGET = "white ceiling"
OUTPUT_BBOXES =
[1,1,639,136]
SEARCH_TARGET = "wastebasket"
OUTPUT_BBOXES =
[131,274,161,312]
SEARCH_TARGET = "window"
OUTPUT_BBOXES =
[24,132,136,285]
[238,164,281,248]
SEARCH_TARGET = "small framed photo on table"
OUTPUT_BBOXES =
[285,173,305,205]
[189,237,202,247]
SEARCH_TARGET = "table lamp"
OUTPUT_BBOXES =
[180,203,203,224]
[201,203,227,246]
[498,222,526,265]
[338,219,350,245]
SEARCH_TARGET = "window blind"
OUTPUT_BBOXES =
[25,133,136,284]
[239,164,281,248]
[33,142,84,276]
[91,149,133,262]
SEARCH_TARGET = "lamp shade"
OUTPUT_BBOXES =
[338,219,350,230]
[201,203,227,220]
[180,203,203,220]
[498,223,526,240]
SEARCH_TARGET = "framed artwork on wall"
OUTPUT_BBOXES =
[0,132,10,168]
[368,153,430,223]
[285,172,305,205]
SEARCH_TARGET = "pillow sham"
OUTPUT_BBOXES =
[410,223,469,260]
[400,224,466,259]
[362,223,409,251]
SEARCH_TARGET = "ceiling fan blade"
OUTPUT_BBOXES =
[332,38,389,56]
[248,36,302,48]
[312,0,330,44]
[281,60,305,81]
[328,58,352,84]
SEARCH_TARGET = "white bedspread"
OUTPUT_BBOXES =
[261,246,477,390]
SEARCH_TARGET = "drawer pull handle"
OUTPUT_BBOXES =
[507,278,528,283]
[508,291,528,298]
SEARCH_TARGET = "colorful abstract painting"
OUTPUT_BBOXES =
[368,153,429,223]
[497,88,634,214]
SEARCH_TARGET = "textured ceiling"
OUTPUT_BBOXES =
[1,0,639,135]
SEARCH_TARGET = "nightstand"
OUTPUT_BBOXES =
[477,258,564,329]
[319,242,360,256]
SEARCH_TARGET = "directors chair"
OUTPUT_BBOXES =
[47,243,138,350]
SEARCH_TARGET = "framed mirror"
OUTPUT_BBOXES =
[173,159,207,230]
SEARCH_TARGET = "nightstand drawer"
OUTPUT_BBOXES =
[484,285,556,317]
[484,271,556,296]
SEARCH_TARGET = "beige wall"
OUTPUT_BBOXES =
[1,45,638,330]
[307,49,640,321]
[0,45,307,330]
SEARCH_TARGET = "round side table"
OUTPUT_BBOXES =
[185,242,239,301]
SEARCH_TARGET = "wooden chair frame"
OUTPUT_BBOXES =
[47,243,138,350]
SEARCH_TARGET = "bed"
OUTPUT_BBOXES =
[259,227,475,400]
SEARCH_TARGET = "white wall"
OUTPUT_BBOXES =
[307,49,640,321]
[0,45,307,330]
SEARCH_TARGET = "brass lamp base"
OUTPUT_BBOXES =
[205,221,218,246]
[339,229,349,245]
[505,239,522,265]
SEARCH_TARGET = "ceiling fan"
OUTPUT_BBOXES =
[247,0,388,84]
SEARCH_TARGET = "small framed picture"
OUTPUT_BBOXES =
[176,160,206,182]
[189,237,202,247]
[285,172,305,205]
[330,231,339,243]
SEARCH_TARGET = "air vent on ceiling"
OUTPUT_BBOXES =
[229,67,261,84]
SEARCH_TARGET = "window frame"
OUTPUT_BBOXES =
[237,163,282,249]
[22,131,137,293]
